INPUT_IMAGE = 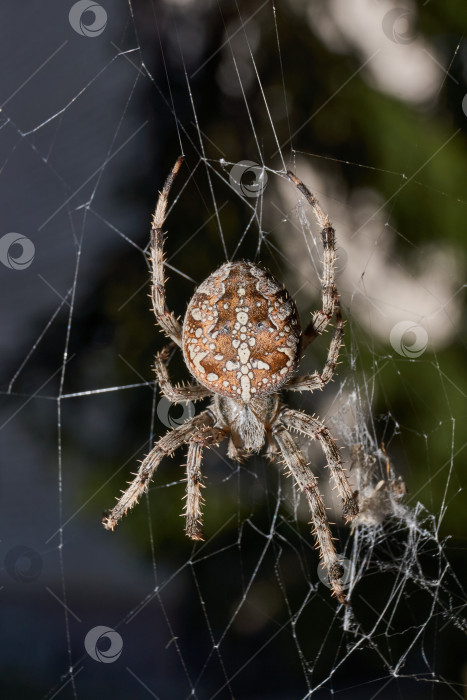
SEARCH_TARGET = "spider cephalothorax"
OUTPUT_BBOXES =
[103,157,359,604]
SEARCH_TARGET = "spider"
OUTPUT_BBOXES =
[102,157,359,603]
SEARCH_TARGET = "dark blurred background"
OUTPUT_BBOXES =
[0,1,466,698]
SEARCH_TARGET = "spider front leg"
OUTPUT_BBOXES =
[150,156,185,347]
[102,410,216,531]
[155,342,212,404]
[273,425,349,604]
[287,171,339,351]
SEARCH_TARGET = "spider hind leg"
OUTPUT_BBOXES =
[102,411,223,532]
[273,425,350,604]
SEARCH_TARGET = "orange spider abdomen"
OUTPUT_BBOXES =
[182,262,302,402]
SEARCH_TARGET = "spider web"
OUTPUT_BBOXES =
[1,1,466,699]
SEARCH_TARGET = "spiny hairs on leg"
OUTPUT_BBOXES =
[152,156,184,232]
[102,411,215,531]
[286,168,339,349]
[154,342,212,404]
[288,303,344,393]
[183,425,227,541]
[273,426,350,604]
[184,440,205,541]
[286,170,331,229]
[149,156,185,346]
[280,408,359,522]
